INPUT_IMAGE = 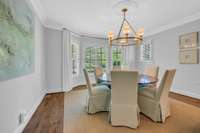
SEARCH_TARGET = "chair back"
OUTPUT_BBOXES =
[156,69,176,100]
[94,67,103,83]
[83,69,92,94]
[144,66,159,78]
[111,71,139,105]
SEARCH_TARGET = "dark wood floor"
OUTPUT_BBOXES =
[23,87,200,133]
[23,93,64,133]
[169,92,200,108]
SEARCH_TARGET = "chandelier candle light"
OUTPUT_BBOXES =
[108,8,144,46]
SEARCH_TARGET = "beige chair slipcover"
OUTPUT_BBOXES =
[94,66,104,84]
[94,66,111,88]
[83,69,111,114]
[139,69,176,122]
[144,66,159,78]
[142,66,160,89]
[110,71,140,128]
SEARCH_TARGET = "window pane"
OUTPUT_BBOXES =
[141,43,152,61]
[112,47,122,67]
[72,43,80,75]
[85,47,107,73]
[85,47,96,72]
[96,47,106,69]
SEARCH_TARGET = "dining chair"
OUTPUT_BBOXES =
[143,66,159,89]
[138,69,176,123]
[144,66,159,78]
[110,71,140,128]
[83,68,111,114]
[94,66,104,83]
[94,66,111,88]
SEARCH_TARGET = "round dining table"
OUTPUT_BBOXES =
[98,73,158,89]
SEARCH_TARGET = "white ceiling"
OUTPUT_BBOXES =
[33,0,200,37]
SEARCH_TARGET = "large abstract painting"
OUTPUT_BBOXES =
[0,0,34,81]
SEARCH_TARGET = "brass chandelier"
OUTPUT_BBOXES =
[108,8,144,46]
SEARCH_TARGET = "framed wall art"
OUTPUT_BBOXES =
[179,32,198,49]
[0,0,34,81]
[179,49,199,64]
[179,32,199,64]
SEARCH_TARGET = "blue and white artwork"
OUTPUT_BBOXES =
[0,0,34,81]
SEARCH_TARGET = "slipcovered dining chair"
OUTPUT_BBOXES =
[83,69,110,114]
[139,69,176,123]
[142,66,159,89]
[94,66,111,88]
[144,66,159,78]
[110,71,140,128]
[94,66,104,84]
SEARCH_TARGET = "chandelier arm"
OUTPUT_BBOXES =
[117,17,126,38]
[109,8,144,46]
[125,19,137,35]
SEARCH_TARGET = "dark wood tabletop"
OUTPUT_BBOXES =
[99,73,158,85]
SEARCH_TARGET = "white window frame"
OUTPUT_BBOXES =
[71,42,80,77]
[141,40,153,62]
[84,46,107,73]
[111,47,123,68]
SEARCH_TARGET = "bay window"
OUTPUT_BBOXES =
[72,43,80,76]
[112,47,123,67]
[141,42,152,62]
[84,47,107,72]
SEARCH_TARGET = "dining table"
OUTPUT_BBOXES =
[98,73,158,90]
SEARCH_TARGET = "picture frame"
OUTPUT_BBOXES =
[179,32,198,49]
[179,32,199,64]
[179,48,199,64]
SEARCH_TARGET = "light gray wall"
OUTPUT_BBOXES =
[44,27,62,93]
[80,36,108,84]
[44,19,200,99]
[0,16,46,133]
[145,19,200,99]
[43,30,139,92]
[44,30,109,92]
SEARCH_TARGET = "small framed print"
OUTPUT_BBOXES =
[179,32,198,49]
[179,49,199,64]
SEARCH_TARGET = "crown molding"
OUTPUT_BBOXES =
[26,0,47,26]
[145,11,200,37]
[44,19,107,39]
[43,19,63,30]
[44,11,200,38]
[28,0,200,38]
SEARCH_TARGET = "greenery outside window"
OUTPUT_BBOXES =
[96,47,106,68]
[85,47,107,72]
[85,47,96,72]
[112,47,123,67]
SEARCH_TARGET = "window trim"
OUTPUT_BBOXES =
[71,42,80,76]
[140,40,153,62]
[84,46,107,73]
[112,47,123,67]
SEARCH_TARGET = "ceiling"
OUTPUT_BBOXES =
[32,0,200,37]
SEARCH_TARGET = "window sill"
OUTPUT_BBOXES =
[140,60,153,63]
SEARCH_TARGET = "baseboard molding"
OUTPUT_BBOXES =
[14,92,46,133]
[47,88,63,94]
[170,89,200,100]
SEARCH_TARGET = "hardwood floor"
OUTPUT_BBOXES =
[169,92,200,108]
[23,93,64,133]
[23,87,200,133]
[64,89,200,133]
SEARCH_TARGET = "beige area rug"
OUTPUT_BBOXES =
[64,89,200,133]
